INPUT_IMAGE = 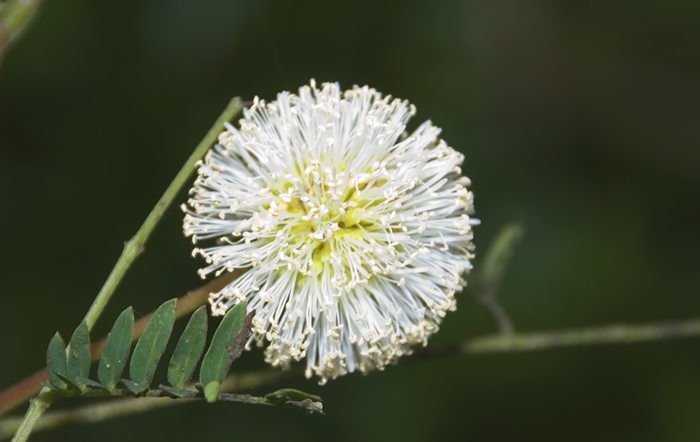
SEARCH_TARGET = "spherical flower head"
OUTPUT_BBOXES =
[183,80,478,384]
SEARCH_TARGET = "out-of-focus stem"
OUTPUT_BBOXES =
[461,318,700,353]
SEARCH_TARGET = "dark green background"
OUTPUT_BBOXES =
[1,1,700,441]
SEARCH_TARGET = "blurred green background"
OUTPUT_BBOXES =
[1,0,700,441]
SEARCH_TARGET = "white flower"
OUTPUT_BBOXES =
[183,80,478,384]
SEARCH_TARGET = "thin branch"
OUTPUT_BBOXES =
[0,395,320,440]
[406,318,700,363]
[83,97,244,331]
[9,98,244,442]
[0,272,241,417]
[59,387,322,413]
[460,318,700,354]
[466,222,523,335]
[2,316,700,439]
[0,369,302,440]
[469,291,515,335]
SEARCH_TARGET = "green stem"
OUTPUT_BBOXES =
[461,318,700,353]
[7,391,53,442]
[9,97,244,442]
[0,369,293,440]
[84,97,243,330]
[466,221,523,335]
[51,385,321,414]
[471,293,515,335]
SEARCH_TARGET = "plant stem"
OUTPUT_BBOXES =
[83,97,244,330]
[3,316,700,439]
[53,383,322,414]
[9,98,244,442]
[461,318,700,353]
[466,221,522,335]
[0,369,296,440]
[469,290,515,335]
[6,392,53,442]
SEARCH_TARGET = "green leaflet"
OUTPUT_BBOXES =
[98,307,134,392]
[121,379,148,395]
[46,332,67,390]
[74,376,109,391]
[168,305,208,390]
[129,299,177,388]
[54,373,83,392]
[199,303,251,400]
[66,322,90,392]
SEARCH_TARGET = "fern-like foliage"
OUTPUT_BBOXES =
[40,301,323,414]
